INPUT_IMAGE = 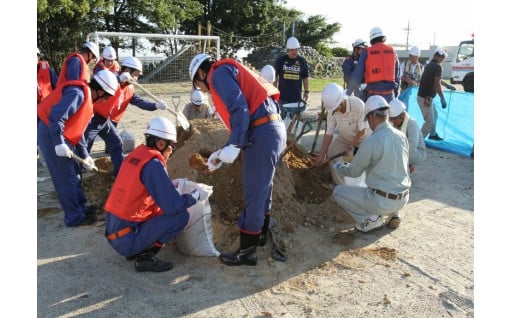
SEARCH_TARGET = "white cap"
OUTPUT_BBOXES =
[389,99,406,117]
[434,47,447,58]
[409,46,420,57]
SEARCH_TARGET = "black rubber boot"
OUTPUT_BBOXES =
[134,253,173,272]
[259,215,270,246]
[220,232,259,266]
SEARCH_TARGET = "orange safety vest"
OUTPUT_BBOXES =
[104,145,165,222]
[37,61,53,104]
[37,80,93,145]
[94,59,121,75]
[110,83,135,123]
[92,83,127,121]
[364,42,396,83]
[208,59,280,132]
[56,53,91,86]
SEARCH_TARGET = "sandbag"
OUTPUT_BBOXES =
[174,180,220,257]
[119,128,135,153]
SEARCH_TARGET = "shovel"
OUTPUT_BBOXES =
[71,153,98,172]
[128,79,191,131]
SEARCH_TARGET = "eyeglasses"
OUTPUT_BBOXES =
[165,140,176,152]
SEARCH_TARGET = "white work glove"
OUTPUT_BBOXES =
[172,178,188,192]
[83,156,95,171]
[218,144,241,164]
[190,188,208,201]
[332,161,348,171]
[118,72,132,83]
[207,149,223,171]
[155,100,167,110]
[55,144,73,158]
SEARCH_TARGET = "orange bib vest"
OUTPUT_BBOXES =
[208,59,280,132]
[37,80,93,145]
[37,61,53,104]
[56,53,90,86]
[94,59,121,75]
[365,42,396,83]
[104,145,165,222]
[92,83,132,122]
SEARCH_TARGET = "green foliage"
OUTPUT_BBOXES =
[309,77,345,92]
[331,47,350,57]
[37,0,343,71]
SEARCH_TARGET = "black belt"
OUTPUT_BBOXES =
[371,188,408,200]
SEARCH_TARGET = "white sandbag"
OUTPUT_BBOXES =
[119,128,135,153]
[175,180,220,257]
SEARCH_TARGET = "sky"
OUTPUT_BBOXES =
[284,0,475,50]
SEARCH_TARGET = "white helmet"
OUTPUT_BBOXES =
[37,48,41,55]
[434,47,447,58]
[364,95,389,118]
[102,46,117,60]
[93,70,119,96]
[191,90,203,105]
[189,53,211,81]
[409,46,420,57]
[260,64,275,83]
[286,37,300,49]
[352,38,368,48]
[389,98,406,118]
[122,56,143,74]
[321,83,346,112]
[83,41,100,60]
[145,117,177,142]
[369,27,385,41]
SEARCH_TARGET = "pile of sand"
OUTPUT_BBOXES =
[82,118,343,251]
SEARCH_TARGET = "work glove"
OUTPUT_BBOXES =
[207,149,223,171]
[218,144,241,164]
[446,84,456,91]
[440,96,447,109]
[332,161,348,171]
[118,72,132,83]
[156,100,167,110]
[172,178,188,193]
[83,156,96,171]
[190,188,209,201]
[55,144,73,158]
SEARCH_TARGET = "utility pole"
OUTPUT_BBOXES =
[403,20,411,50]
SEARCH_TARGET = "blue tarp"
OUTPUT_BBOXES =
[398,87,474,157]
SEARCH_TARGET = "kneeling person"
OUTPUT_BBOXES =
[104,117,208,272]
[331,96,411,232]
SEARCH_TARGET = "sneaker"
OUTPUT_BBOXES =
[355,215,384,233]
[387,213,401,229]
[428,135,443,141]
[134,254,174,272]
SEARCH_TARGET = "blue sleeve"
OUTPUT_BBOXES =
[211,65,251,147]
[394,54,401,96]
[48,86,84,146]
[342,57,352,83]
[347,50,367,95]
[141,159,197,215]
[65,57,84,81]
[129,93,158,111]
[50,68,58,89]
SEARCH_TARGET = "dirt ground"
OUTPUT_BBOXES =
[37,91,474,317]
